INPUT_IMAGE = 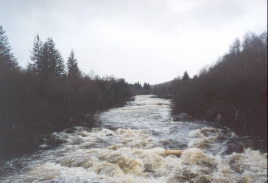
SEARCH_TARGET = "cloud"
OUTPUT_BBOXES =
[0,0,267,84]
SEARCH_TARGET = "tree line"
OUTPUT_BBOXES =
[153,31,267,141]
[130,82,152,95]
[0,26,132,160]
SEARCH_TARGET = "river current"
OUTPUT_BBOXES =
[0,95,267,182]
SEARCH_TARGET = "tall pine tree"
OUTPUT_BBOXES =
[44,38,65,77]
[67,50,81,77]
[0,25,17,69]
[182,71,190,81]
[28,34,43,73]
[28,36,65,79]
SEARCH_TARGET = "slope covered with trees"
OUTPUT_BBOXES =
[154,31,267,142]
[0,26,132,160]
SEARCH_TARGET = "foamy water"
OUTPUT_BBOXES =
[0,95,267,182]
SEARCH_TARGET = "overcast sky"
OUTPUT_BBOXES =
[0,0,267,84]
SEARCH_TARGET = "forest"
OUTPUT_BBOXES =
[154,31,267,142]
[1,25,266,160]
[0,26,133,160]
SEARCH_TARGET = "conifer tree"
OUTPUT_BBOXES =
[0,26,17,69]
[44,38,65,77]
[28,34,43,73]
[29,36,65,79]
[134,82,142,89]
[143,82,151,90]
[182,71,190,81]
[67,50,81,77]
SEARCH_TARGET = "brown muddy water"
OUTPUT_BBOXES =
[0,95,267,182]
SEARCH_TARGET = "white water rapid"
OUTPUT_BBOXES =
[0,95,267,182]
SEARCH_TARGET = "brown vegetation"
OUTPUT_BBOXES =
[154,31,267,140]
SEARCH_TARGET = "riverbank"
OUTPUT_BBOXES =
[153,31,267,146]
[1,95,267,183]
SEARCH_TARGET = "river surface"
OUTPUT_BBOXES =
[0,95,267,182]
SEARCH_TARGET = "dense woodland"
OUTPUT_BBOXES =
[0,26,132,160]
[154,31,267,141]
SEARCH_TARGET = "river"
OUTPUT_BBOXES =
[0,95,267,182]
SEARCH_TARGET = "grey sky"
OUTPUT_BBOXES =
[0,0,267,84]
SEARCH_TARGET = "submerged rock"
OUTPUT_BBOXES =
[65,127,77,133]
[129,97,135,101]
[173,113,194,121]
[164,150,183,157]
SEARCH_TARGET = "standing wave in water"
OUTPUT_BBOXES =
[0,95,267,182]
